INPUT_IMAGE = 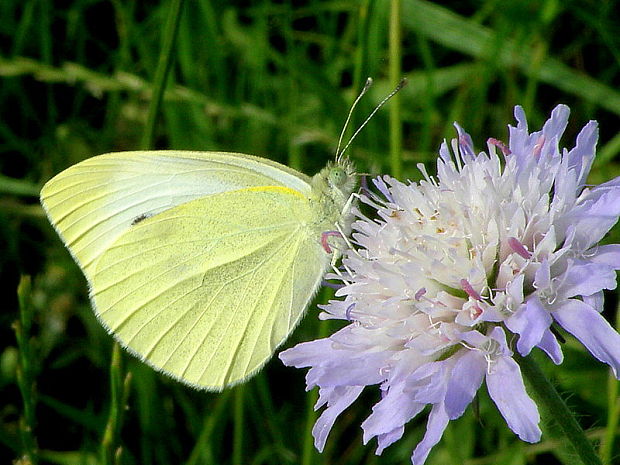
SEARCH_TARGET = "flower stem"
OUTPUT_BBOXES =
[600,299,620,465]
[516,355,602,465]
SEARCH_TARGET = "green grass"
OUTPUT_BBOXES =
[1,0,620,464]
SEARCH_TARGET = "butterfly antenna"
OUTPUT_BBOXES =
[337,78,408,161]
[336,77,374,162]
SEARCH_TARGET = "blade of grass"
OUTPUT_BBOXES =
[388,0,403,178]
[100,343,132,465]
[252,374,295,464]
[233,384,245,465]
[185,391,232,465]
[103,0,135,145]
[402,0,620,116]
[352,0,373,97]
[0,55,479,156]
[140,0,186,149]
[301,288,335,465]
[14,276,39,465]
[301,386,319,465]
[0,174,40,196]
[597,131,620,166]
[414,32,437,157]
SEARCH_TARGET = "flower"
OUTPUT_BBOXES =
[280,105,620,464]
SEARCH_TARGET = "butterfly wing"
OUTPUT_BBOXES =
[90,185,329,390]
[40,151,312,277]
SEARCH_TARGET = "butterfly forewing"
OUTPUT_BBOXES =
[40,151,312,278]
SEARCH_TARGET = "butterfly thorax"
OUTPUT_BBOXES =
[308,159,356,235]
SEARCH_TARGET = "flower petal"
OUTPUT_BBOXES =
[591,175,620,195]
[279,339,333,367]
[556,259,617,299]
[583,291,604,313]
[308,350,390,387]
[376,425,405,455]
[542,104,570,144]
[505,296,552,356]
[566,120,598,188]
[411,403,450,465]
[537,328,563,364]
[362,381,425,442]
[557,190,620,251]
[590,244,620,270]
[312,386,364,452]
[486,357,541,442]
[444,350,485,419]
[553,299,620,378]
[408,361,450,404]
[534,259,551,290]
[454,123,476,160]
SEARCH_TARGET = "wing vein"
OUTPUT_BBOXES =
[191,230,301,384]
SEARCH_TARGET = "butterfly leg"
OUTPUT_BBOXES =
[337,192,363,258]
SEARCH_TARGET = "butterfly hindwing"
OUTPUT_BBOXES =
[90,186,329,390]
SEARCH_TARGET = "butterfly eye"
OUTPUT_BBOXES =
[328,167,347,187]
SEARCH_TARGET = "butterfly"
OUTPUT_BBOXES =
[40,150,356,390]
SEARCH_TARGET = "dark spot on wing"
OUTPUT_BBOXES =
[131,213,151,225]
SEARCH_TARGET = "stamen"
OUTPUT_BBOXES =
[426,315,441,330]
[322,281,344,290]
[508,236,532,259]
[360,174,370,195]
[470,303,483,319]
[488,138,511,155]
[460,279,482,301]
[532,135,545,158]
[345,303,355,321]
[414,288,427,301]
[458,134,475,158]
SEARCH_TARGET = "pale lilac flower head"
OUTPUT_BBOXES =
[280,105,620,464]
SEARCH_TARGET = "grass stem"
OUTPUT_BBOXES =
[389,0,403,178]
[14,276,38,465]
[140,0,186,150]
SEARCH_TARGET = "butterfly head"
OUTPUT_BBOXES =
[327,157,356,197]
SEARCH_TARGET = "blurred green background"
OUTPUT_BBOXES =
[1,0,619,464]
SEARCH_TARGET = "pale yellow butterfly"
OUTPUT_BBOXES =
[40,78,403,391]
[40,150,356,391]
